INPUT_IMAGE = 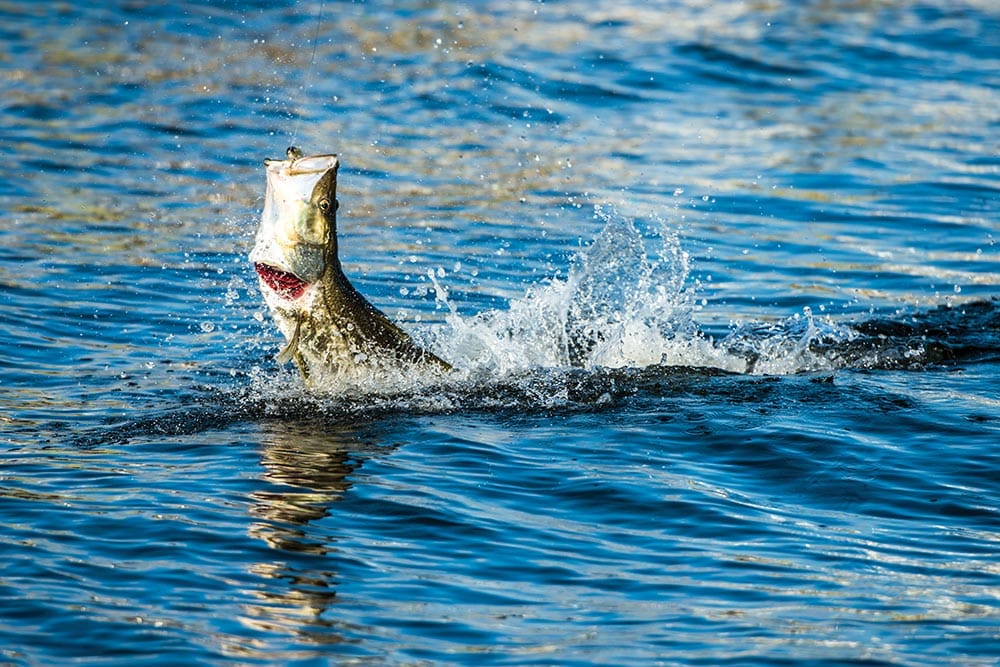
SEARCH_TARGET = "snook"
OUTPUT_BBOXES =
[250,147,450,385]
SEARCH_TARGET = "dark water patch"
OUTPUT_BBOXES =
[77,401,249,450]
[676,42,816,80]
[482,57,646,110]
[895,3,1000,63]
[4,101,68,122]
[889,178,1000,207]
[968,154,1000,169]
[847,299,1000,367]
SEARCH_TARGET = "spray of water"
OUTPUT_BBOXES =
[232,203,986,412]
[426,205,738,377]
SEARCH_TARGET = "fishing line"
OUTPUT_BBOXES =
[290,0,325,147]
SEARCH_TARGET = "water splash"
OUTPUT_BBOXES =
[721,310,859,375]
[234,205,999,410]
[429,205,736,376]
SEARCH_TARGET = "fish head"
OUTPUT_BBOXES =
[250,148,339,301]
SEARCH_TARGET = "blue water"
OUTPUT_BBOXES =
[2,1,999,665]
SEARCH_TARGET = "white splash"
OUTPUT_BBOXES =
[427,205,742,377]
[721,310,860,375]
[241,204,870,405]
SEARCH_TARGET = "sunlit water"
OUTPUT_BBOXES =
[2,1,999,665]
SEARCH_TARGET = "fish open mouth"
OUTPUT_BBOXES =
[255,263,309,300]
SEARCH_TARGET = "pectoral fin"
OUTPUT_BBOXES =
[276,315,312,381]
[276,314,303,364]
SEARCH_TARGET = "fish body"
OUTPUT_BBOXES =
[250,147,450,385]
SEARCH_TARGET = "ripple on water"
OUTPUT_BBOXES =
[2,0,1000,665]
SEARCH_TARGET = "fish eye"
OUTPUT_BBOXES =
[318,198,332,212]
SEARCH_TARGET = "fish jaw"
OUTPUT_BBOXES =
[254,262,310,301]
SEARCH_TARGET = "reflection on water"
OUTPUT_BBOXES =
[251,423,358,543]
[239,421,362,647]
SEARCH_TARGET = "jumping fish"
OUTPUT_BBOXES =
[250,147,450,385]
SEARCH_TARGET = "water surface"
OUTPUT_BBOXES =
[2,1,999,665]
